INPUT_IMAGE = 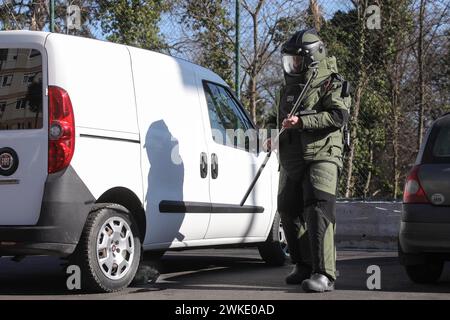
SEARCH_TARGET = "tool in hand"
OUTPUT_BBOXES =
[240,65,319,206]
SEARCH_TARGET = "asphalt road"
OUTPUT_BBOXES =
[0,248,450,300]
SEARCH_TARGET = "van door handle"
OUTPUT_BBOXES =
[211,153,218,179]
[200,152,208,178]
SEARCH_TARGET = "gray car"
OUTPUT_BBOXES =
[399,113,450,284]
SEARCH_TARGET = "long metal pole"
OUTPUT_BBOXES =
[240,67,318,206]
[235,0,240,99]
[50,0,55,32]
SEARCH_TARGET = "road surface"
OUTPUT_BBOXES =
[0,248,449,300]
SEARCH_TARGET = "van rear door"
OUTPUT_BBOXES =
[0,39,48,225]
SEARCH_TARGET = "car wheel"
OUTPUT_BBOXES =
[405,261,444,284]
[70,204,142,293]
[257,212,288,266]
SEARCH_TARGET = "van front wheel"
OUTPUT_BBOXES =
[257,212,288,266]
[71,204,142,293]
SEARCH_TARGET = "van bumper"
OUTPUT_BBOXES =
[0,166,95,257]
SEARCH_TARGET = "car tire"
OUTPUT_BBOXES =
[405,261,444,284]
[257,212,288,266]
[70,204,142,293]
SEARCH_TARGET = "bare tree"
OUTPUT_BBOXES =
[344,0,370,198]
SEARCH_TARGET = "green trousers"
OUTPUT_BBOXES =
[278,161,338,280]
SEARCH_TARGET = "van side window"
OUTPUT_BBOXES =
[203,81,257,152]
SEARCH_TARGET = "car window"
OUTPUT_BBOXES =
[422,117,450,164]
[203,81,257,152]
[432,125,450,157]
[0,48,43,130]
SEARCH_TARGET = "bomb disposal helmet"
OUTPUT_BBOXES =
[281,29,327,76]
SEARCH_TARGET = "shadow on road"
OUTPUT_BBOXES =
[0,256,70,296]
[143,254,450,295]
[1,251,450,297]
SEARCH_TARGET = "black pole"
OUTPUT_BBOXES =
[239,67,318,206]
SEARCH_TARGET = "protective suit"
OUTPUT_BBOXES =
[266,29,351,292]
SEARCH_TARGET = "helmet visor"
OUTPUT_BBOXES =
[282,54,304,75]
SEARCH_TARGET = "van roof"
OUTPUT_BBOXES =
[0,30,224,84]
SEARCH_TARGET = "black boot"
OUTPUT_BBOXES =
[285,264,312,284]
[301,273,335,293]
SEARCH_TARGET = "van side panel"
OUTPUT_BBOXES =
[129,47,211,247]
[45,34,143,206]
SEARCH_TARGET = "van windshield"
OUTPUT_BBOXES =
[0,48,43,130]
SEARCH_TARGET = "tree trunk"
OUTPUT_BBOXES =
[390,59,401,199]
[363,141,373,199]
[249,4,260,124]
[249,73,257,123]
[309,0,322,31]
[344,1,367,198]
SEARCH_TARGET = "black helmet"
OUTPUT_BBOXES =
[281,29,327,76]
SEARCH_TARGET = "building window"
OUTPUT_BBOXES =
[0,102,6,112]
[15,99,26,109]
[23,73,35,84]
[1,74,13,87]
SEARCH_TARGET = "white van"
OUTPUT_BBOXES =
[0,31,284,292]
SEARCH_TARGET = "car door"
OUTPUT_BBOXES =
[198,80,274,240]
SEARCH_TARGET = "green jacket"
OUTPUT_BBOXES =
[266,56,351,169]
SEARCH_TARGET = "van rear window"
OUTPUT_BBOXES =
[0,48,43,130]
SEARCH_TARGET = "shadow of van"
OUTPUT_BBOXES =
[144,120,185,249]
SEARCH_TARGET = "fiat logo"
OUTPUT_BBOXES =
[0,152,13,171]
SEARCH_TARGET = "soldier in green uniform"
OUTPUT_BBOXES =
[265,29,351,292]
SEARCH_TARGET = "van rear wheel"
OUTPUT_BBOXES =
[258,212,287,266]
[70,204,141,293]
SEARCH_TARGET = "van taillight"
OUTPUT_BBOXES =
[48,86,75,174]
[403,165,429,204]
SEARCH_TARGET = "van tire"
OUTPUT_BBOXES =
[257,212,287,266]
[70,204,142,293]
